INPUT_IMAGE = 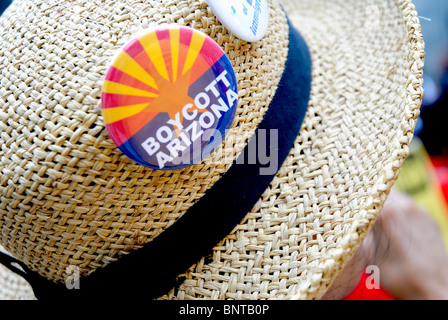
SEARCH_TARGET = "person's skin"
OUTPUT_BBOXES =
[322,189,448,300]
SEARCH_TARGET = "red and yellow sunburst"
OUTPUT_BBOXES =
[101,26,226,147]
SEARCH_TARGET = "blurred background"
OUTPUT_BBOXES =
[414,0,448,159]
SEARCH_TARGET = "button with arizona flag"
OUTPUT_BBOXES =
[101,26,238,170]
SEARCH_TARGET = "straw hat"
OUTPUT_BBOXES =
[0,0,424,300]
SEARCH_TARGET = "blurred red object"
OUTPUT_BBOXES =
[431,156,448,205]
[343,272,397,300]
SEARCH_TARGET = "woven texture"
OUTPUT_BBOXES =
[0,0,424,300]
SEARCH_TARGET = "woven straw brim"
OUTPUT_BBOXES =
[0,0,424,300]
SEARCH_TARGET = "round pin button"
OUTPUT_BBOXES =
[101,26,238,170]
[206,0,269,42]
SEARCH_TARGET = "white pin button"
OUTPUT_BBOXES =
[206,0,269,42]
